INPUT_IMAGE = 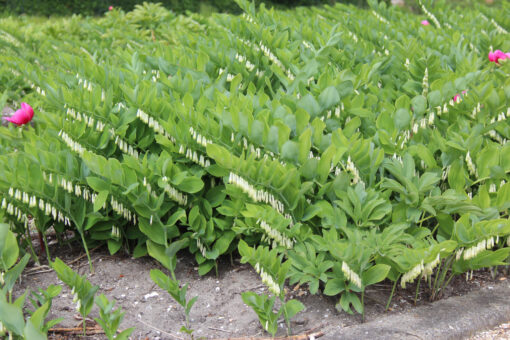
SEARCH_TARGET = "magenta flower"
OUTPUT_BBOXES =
[108,5,114,11]
[3,102,34,126]
[421,20,430,26]
[453,90,468,102]
[488,50,510,64]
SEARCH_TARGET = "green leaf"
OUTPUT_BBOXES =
[361,264,390,286]
[283,299,305,319]
[0,223,19,270]
[323,278,345,296]
[93,191,108,212]
[176,177,204,194]
[318,86,340,109]
[147,240,174,271]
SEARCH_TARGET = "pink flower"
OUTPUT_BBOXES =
[421,20,430,26]
[108,5,114,11]
[453,90,468,102]
[3,102,34,126]
[488,50,510,64]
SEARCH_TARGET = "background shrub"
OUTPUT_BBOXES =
[0,0,341,16]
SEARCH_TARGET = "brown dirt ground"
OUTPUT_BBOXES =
[13,241,510,340]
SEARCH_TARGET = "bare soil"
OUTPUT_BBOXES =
[14,242,510,340]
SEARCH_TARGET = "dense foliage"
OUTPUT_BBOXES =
[0,0,509,321]
[1,0,332,16]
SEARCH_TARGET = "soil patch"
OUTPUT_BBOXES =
[14,244,510,339]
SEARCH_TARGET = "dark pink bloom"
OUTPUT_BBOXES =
[421,20,430,26]
[108,5,114,11]
[3,102,34,126]
[453,90,467,102]
[488,50,510,64]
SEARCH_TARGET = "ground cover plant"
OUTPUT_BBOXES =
[0,0,509,337]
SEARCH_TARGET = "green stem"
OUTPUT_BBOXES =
[361,291,365,323]
[439,272,455,299]
[431,259,443,300]
[470,170,510,187]
[25,223,39,265]
[79,231,93,273]
[385,277,399,311]
[414,277,421,305]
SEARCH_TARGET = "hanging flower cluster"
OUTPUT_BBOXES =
[1,198,28,222]
[259,42,294,80]
[235,53,256,72]
[58,130,86,155]
[65,107,106,132]
[178,143,211,168]
[76,74,93,92]
[463,237,496,260]
[422,67,429,96]
[254,263,281,296]
[110,196,137,225]
[71,287,82,312]
[465,151,478,178]
[111,226,121,239]
[422,253,440,277]
[196,237,207,258]
[341,262,362,289]
[401,260,424,288]
[5,188,71,226]
[142,177,158,199]
[228,172,285,214]
[326,103,343,120]
[346,157,362,185]
[257,219,293,249]
[161,177,188,206]
[189,126,212,147]
[418,0,441,28]
[372,10,390,25]
[136,109,176,143]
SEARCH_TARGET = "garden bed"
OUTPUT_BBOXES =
[15,244,509,339]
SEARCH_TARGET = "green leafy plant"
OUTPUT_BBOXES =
[239,240,305,335]
[150,269,198,338]
[95,294,134,340]
[51,257,99,335]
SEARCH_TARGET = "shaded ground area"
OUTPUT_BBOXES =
[14,244,510,339]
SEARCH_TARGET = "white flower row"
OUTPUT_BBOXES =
[372,10,390,25]
[401,260,424,288]
[346,157,362,185]
[196,237,207,258]
[326,103,344,120]
[1,199,27,223]
[111,226,121,239]
[422,67,429,96]
[66,107,107,132]
[142,177,158,199]
[254,263,281,296]
[189,126,212,147]
[398,130,411,149]
[161,177,188,206]
[465,151,478,178]
[257,219,293,249]
[228,172,285,214]
[58,130,86,155]
[463,236,496,260]
[418,0,441,28]
[259,42,295,80]
[342,262,362,289]
[178,145,212,168]
[235,53,256,72]
[136,109,176,143]
[110,196,137,225]
[480,14,508,34]
[4,189,71,226]
[422,253,440,277]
